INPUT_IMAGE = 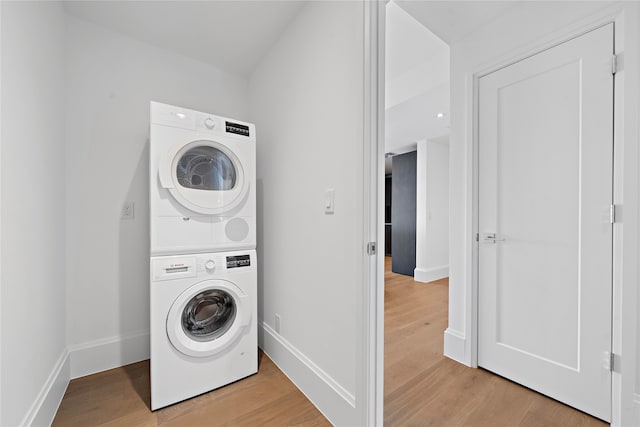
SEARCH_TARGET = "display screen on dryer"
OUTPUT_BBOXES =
[226,121,250,137]
[226,255,251,269]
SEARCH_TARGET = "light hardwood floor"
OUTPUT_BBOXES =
[383,256,606,426]
[53,258,607,426]
[52,352,330,426]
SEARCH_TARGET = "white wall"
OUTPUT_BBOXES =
[444,1,639,425]
[415,138,449,283]
[1,2,69,425]
[249,2,365,425]
[64,15,249,378]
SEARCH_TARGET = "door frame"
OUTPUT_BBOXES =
[467,5,639,426]
[362,1,386,426]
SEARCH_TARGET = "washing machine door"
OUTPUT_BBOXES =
[159,140,248,215]
[167,279,250,357]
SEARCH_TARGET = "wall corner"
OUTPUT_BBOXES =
[21,350,69,427]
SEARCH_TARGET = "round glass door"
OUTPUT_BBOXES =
[181,289,236,341]
[161,140,249,215]
[166,280,249,357]
[176,146,237,191]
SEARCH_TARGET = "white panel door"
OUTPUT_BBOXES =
[478,24,614,421]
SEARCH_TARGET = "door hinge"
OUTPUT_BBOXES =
[367,242,376,255]
[610,204,617,224]
[604,351,616,372]
[610,352,616,372]
[612,53,625,74]
[475,233,479,242]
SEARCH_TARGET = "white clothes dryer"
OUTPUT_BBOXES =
[150,102,256,256]
[150,249,257,410]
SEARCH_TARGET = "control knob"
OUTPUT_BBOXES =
[204,260,215,271]
[204,117,215,129]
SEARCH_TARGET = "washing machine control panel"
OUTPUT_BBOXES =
[193,252,253,274]
[151,256,197,281]
[204,259,216,271]
[226,254,251,269]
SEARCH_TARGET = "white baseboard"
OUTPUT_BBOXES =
[258,321,358,426]
[414,265,449,283]
[21,349,70,427]
[443,328,467,364]
[69,330,149,379]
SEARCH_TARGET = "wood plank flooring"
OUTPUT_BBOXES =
[383,257,607,427]
[52,352,330,427]
[53,258,607,426]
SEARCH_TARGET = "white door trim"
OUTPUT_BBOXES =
[362,1,385,426]
[468,5,639,426]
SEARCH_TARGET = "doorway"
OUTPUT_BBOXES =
[377,1,632,425]
[382,0,455,423]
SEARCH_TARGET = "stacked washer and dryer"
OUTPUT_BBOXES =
[149,102,257,410]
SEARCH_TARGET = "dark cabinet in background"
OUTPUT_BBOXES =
[391,151,416,276]
[385,174,392,256]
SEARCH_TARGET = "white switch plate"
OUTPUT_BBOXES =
[121,201,135,220]
[324,189,335,214]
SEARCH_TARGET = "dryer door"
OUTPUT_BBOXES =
[159,140,248,215]
[167,279,250,357]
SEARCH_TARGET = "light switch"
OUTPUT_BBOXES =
[324,189,335,214]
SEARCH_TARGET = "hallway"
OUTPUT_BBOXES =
[383,257,606,426]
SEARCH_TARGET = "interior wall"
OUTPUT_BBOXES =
[64,14,250,377]
[1,2,69,425]
[415,138,449,282]
[249,1,365,424]
[445,1,639,424]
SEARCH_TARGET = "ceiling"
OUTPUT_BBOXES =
[394,1,520,44]
[384,1,523,160]
[63,1,306,77]
[385,1,450,158]
[385,85,450,152]
[385,1,449,81]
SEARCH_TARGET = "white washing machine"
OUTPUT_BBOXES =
[150,249,257,410]
[150,102,256,256]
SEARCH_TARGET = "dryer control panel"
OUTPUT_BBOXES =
[150,101,256,142]
[225,121,250,137]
